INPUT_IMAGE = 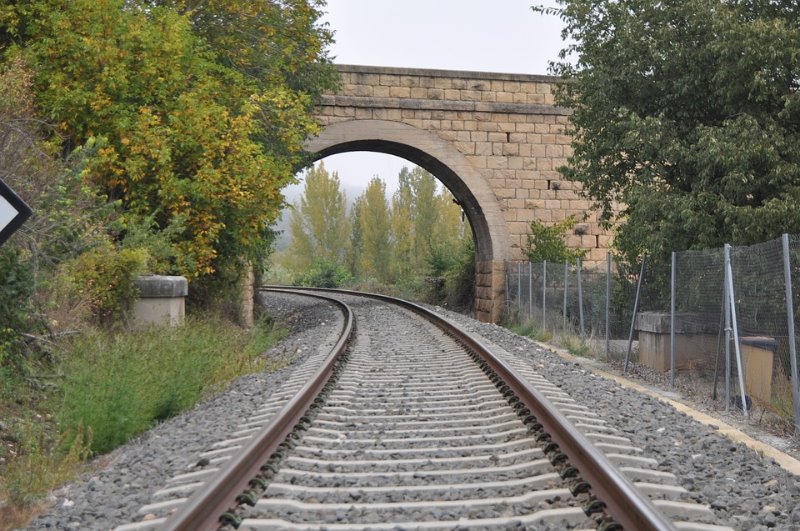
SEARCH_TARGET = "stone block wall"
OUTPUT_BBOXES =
[315,65,609,266]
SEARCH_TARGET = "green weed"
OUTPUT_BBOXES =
[1,422,90,506]
[558,334,591,358]
[56,317,283,454]
[508,320,553,342]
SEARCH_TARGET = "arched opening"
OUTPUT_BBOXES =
[305,120,509,265]
[303,119,508,321]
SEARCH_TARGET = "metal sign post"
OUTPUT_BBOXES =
[0,179,32,246]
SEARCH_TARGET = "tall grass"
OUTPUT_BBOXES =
[56,317,283,454]
[0,315,284,525]
[2,422,90,506]
[507,319,553,343]
[505,315,596,358]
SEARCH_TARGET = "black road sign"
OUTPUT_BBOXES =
[0,179,32,247]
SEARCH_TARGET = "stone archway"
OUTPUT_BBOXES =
[306,119,508,322]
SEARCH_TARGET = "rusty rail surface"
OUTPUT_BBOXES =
[160,289,353,531]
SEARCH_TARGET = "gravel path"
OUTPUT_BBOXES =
[25,292,342,530]
[427,305,800,531]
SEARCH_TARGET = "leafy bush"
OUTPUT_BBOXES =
[421,239,475,313]
[0,250,34,328]
[63,244,148,325]
[523,216,587,263]
[292,259,352,288]
[118,212,180,275]
[443,239,476,312]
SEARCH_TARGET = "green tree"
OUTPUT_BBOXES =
[410,167,439,271]
[347,195,364,278]
[522,216,586,263]
[542,0,800,264]
[433,187,469,258]
[287,161,350,271]
[143,0,338,163]
[355,177,392,283]
[390,168,416,283]
[0,0,333,284]
[389,166,471,281]
[149,0,336,98]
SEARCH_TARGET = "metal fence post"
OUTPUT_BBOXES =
[504,260,509,314]
[528,261,533,320]
[517,261,522,313]
[542,260,547,331]
[563,261,568,333]
[724,262,731,413]
[605,252,611,358]
[577,258,585,337]
[782,234,800,433]
[670,252,676,388]
[725,243,749,416]
[624,257,646,374]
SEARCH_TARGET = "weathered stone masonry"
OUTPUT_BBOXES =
[308,65,607,322]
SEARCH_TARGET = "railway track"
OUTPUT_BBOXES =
[117,288,734,530]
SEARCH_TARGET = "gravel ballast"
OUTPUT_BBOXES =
[428,305,800,531]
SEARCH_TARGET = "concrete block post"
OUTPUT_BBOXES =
[133,275,188,328]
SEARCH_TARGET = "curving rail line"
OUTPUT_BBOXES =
[268,288,675,531]
[160,289,353,531]
[157,287,695,530]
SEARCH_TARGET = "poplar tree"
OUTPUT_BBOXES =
[390,168,416,283]
[287,162,350,271]
[410,167,439,271]
[355,177,392,283]
[348,196,364,278]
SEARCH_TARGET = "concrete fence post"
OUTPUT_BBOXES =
[528,261,533,320]
[624,257,647,374]
[577,258,585,337]
[725,243,749,416]
[562,261,568,333]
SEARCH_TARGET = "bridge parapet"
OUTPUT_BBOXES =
[333,64,560,107]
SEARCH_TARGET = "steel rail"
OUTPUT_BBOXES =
[160,288,354,531]
[274,286,677,531]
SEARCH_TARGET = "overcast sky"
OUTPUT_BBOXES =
[289,0,566,200]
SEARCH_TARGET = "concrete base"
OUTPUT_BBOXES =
[638,332,717,372]
[635,312,718,372]
[133,276,188,328]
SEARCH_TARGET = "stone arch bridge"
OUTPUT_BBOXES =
[306,65,607,323]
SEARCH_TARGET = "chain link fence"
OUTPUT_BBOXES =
[504,255,639,359]
[503,234,800,433]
